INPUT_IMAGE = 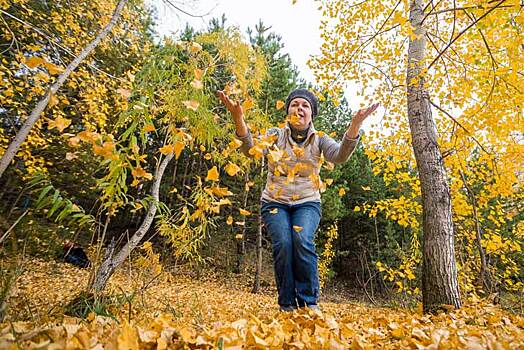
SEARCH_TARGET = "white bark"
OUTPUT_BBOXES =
[407,0,461,313]
[0,0,128,178]
[90,153,174,292]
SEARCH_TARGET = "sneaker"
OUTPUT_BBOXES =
[307,304,321,311]
[279,305,296,312]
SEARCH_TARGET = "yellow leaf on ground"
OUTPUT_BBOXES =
[205,166,219,181]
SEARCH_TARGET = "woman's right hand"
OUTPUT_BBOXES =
[217,90,248,137]
[217,90,244,122]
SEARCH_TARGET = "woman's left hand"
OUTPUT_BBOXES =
[353,102,380,125]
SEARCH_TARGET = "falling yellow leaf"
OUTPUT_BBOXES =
[174,141,185,159]
[65,152,78,160]
[287,113,301,126]
[239,208,251,216]
[194,68,204,79]
[276,100,285,110]
[235,234,243,240]
[49,94,59,108]
[338,188,346,197]
[226,216,233,225]
[325,178,334,185]
[190,80,203,89]
[205,166,219,181]
[132,166,153,180]
[362,186,371,191]
[117,88,131,99]
[142,124,156,133]
[25,56,45,68]
[48,116,71,132]
[182,100,199,111]
[317,131,326,137]
[354,206,361,212]
[43,61,63,75]
[77,130,101,143]
[225,162,241,176]
[93,141,116,159]
[204,153,212,160]
[159,144,175,155]
[68,136,81,147]
[189,41,202,53]
[270,208,278,214]
[242,99,254,111]
[293,225,303,233]
[199,145,206,152]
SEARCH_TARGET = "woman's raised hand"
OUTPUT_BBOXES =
[217,90,248,137]
[353,102,380,125]
[217,90,244,122]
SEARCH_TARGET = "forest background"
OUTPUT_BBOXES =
[0,0,523,348]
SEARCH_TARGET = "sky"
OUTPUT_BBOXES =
[149,0,322,83]
[148,0,381,129]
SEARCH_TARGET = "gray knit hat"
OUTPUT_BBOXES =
[285,88,319,119]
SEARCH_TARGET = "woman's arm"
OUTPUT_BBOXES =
[320,102,379,164]
[217,90,253,156]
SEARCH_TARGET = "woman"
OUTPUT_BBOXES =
[218,88,378,311]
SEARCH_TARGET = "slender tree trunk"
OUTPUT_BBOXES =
[0,0,127,178]
[235,173,249,273]
[407,0,461,313]
[90,153,174,292]
[252,157,264,293]
[460,171,494,294]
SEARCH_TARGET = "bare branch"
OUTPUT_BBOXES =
[428,99,490,155]
[427,0,507,70]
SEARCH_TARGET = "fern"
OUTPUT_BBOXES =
[26,173,96,230]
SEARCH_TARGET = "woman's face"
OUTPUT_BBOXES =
[287,97,312,131]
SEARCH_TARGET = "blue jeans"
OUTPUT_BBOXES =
[261,201,321,308]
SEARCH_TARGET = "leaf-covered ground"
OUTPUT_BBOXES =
[2,259,524,349]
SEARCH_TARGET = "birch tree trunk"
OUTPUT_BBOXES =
[0,0,127,178]
[90,153,173,292]
[407,0,461,313]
